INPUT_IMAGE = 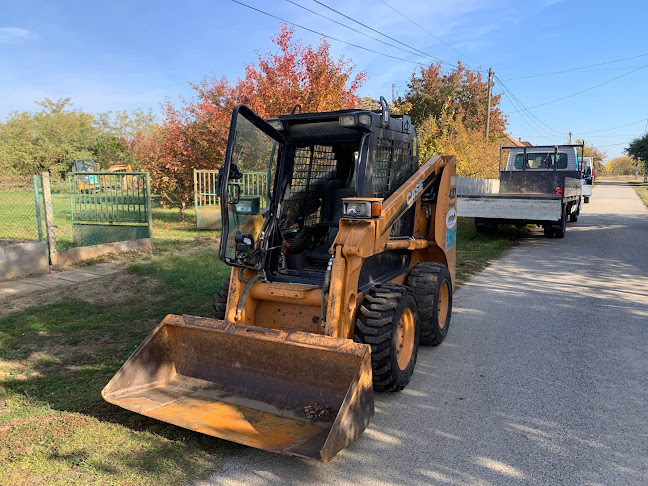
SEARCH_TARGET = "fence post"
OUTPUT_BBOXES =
[145,172,153,241]
[32,175,44,241]
[41,172,57,266]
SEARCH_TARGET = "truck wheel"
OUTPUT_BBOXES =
[475,218,497,233]
[554,205,567,238]
[406,262,452,346]
[584,196,590,204]
[355,284,420,392]
[543,226,555,238]
[211,278,230,319]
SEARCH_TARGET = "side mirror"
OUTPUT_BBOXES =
[235,233,254,251]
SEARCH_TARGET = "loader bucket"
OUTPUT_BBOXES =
[102,314,374,462]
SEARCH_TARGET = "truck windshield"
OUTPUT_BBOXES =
[515,153,568,170]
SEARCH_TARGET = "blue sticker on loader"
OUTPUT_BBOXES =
[445,227,457,250]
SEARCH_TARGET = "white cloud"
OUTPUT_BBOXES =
[0,27,35,43]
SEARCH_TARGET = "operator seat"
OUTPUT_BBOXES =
[308,180,355,263]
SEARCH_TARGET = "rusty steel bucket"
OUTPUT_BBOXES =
[102,314,374,462]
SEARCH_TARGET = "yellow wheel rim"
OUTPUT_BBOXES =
[396,307,415,370]
[438,281,450,330]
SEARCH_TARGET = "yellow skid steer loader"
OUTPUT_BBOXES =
[103,98,457,462]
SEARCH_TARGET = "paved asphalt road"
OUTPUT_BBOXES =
[201,181,648,486]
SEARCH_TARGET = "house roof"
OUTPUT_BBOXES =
[505,134,533,147]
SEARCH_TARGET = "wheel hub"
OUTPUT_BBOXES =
[396,307,415,370]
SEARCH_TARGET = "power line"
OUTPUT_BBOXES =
[376,0,473,62]
[283,0,437,65]
[496,75,565,136]
[597,142,628,148]
[529,63,648,109]
[574,118,648,135]
[232,1,430,66]
[501,52,648,81]
[310,0,457,68]
[500,90,555,138]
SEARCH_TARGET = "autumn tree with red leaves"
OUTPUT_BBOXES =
[127,77,237,221]
[238,25,366,117]
[127,26,365,221]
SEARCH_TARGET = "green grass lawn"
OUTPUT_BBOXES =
[455,217,531,285]
[0,214,531,484]
[627,181,648,207]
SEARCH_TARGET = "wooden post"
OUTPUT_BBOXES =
[41,172,57,266]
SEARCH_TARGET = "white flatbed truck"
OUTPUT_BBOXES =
[457,144,584,238]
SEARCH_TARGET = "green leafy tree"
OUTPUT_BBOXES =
[626,133,648,182]
[0,98,97,177]
[0,99,158,178]
[94,108,158,169]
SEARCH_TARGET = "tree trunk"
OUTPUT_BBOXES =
[179,201,186,223]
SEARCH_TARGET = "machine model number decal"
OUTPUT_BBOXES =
[445,227,457,250]
[446,208,457,229]
[407,181,424,206]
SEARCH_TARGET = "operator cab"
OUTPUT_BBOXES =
[218,98,418,285]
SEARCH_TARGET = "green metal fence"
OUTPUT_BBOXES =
[0,176,44,242]
[68,172,152,247]
[193,169,268,229]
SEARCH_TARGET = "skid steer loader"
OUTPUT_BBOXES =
[103,97,457,462]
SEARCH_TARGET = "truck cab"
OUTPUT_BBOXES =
[501,145,581,194]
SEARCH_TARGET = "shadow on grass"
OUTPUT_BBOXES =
[0,250,237,484]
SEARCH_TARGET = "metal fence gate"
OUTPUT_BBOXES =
[194,169,267,229]
[68,172,152,247]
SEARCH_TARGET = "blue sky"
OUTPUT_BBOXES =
[1,0,647,159]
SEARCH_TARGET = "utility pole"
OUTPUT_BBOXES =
[391,84,396,104]
[568,132,572,144]
[484,68,493,140]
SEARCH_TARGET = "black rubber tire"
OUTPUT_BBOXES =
[475,218,497,233]
[354,284,420,392]
[584,196,590,204]
[406,262,453,346]
[554,204,567,238]
[543,226,555,238]
[211,278,230,319]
